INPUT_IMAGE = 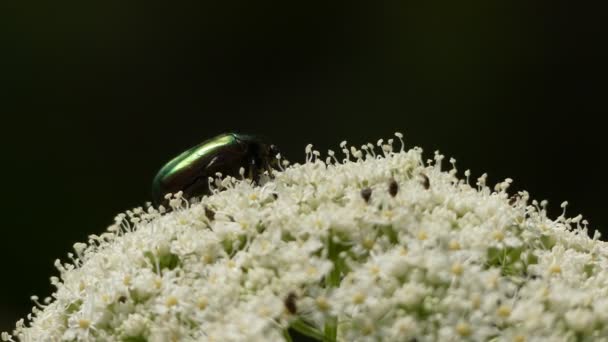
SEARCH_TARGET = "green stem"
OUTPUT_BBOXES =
[327,234,341,288]
[290,319,325,341]
[282,328,293,342]
[324,230,340,342]
[324,316,337,342]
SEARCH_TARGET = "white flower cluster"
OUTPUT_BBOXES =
[5,134,608,341]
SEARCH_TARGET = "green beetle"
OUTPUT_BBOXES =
[152,133,279,205]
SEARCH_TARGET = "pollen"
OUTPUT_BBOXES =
[101,294,111,303]
[497,305,511,318]
[197,297,208,310]
[78,319,91,329]
[448,240,461,250]
[486,274,499,289]
[362,238,375,250]
[314,219,323,229]
[306,266,318,276]
[201,254,214,264]
[513,335,526,342]
[353,292,366,304]
[165,296,178,307]
[541,287,550,298]
[361,321,375,336]
[456,322,472,337]
[369,265,380,275]
[451,263,464,276]
[257,307,270,317]
[492,230,505,241]
[316,296,330,311]
[471,294,481,309]
[549,264,562,274]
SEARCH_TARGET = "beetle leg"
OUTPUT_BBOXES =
[248,158,258,184]
[206,156,219,169]
[264,162,274,179]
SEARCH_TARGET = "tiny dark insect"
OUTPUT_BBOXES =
[388,179,399,197]
[204,206,215,221]
[508,194,520,206]
[419,173,430,190]
[361,187,372,203]
[152,133,279,205]
[284,292,297,314]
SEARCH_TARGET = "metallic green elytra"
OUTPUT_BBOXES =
[152,133,279,205]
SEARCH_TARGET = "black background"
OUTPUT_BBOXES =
[1,1,606,334]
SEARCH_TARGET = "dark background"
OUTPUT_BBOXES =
[1,1,606,334]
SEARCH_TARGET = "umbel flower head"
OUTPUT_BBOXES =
[5,133,608,341]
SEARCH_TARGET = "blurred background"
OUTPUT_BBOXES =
[1,1,606,333]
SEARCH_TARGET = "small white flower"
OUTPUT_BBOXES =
[118,313,150,338]
[565,308,595,333]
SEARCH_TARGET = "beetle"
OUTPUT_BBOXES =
[152,133,279,205]
[284,292,297,314]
